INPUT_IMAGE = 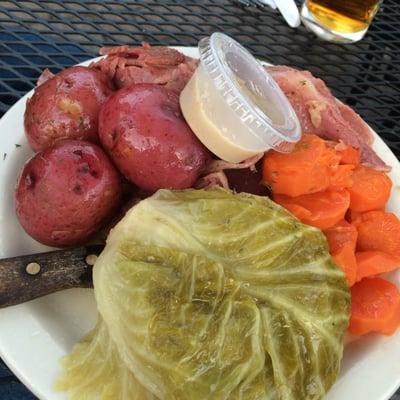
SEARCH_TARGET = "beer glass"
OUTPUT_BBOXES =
[301,0,383,43]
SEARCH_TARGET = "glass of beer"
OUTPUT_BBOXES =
[301,0,382,43]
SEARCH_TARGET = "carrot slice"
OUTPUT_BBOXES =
[354,211,400,259]
[346,209,362,224]
[349,277,400,335]
[279,204,311,221]
[329,164,354,190]
[274,189,350,230]
[263,134,339,197]
[337,146,360,166]
[356,251,399,282]
[324,221,358,286]
[332,244,357,286]
[348,166,392,212]
[324,220,357,252]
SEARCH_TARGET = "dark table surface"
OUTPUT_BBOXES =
[0,0,399,399]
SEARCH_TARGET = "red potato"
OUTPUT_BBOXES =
[24,66,114,152]
[15,140,122,247]
[98,83,210,192]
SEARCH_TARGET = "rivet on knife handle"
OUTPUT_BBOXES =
[0,245,103,308]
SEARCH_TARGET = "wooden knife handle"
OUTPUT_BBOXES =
[0,245,103,308]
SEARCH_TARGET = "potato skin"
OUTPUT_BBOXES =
[15,140,122,247]
[24,66,114,152]
[98,84,210,192]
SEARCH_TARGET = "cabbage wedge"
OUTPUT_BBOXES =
[57,189,350,400]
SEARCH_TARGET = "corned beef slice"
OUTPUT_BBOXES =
[267,65,389,171]
[90,43,198,93]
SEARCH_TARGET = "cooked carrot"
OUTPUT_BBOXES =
[263,134,339,197]
[324,221,358,286]
[349,277,400,335]
[329,164,354,190]
[324,220,358,253]
[356,251,399,282]
[348,166,392,212]
[354,211,400,260]
[274,189,350,230]
[346,209,362,224]
[278,203,311,221]
[331,244,357,286]
[337,145,360,166]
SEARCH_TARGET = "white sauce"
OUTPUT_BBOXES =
[180,64,268,163]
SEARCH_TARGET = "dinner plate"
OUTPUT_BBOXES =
[0,46,400,400]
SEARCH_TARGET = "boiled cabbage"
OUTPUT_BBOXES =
[57,189,350,400]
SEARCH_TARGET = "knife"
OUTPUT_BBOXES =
[0,245,104,308]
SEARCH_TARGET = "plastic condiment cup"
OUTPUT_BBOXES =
[180,32,301,163]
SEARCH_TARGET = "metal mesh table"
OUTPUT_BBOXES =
[0,0,399,399]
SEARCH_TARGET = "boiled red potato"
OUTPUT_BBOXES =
[99,83,210,192]
[15,140,122,247]
[24,66,114,152]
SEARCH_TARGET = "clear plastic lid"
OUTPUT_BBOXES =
[198,32,301,153]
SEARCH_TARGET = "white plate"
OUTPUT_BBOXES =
[0,46,400,400]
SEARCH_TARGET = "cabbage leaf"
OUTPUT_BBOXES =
[58,189,350,400]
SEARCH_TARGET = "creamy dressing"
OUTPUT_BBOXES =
[180,64,267,163]
[179,33,301,163]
